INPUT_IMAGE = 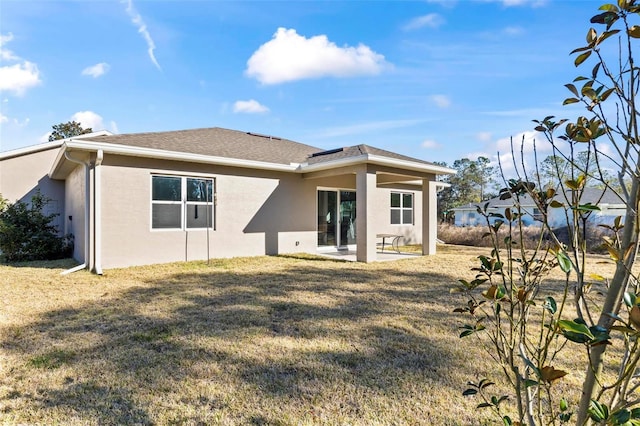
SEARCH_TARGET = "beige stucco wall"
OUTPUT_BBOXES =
[0,147,66,234]
[372,187,423,245]
[65,165,87,262]
[96,156,429,269]
[98,156,322,268]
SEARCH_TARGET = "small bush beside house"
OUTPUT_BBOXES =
[0,192,73,262]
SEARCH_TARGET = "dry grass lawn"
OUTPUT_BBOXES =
[0,245,621,425]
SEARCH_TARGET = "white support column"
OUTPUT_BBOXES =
[356,167,376,262]
[422,179,438,255]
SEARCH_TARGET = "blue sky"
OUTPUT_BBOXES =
[0,0,604,170]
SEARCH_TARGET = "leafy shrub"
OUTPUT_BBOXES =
[0,192,73,262]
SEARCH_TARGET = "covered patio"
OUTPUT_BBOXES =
[302,145,453,263]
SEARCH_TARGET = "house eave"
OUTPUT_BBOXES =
[48,137,456,180]
[300,154,456,176]
[49,140,300,179]
[0,132,115,164]
[0,140,65,161]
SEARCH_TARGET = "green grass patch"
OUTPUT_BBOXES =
[27,349,76,369]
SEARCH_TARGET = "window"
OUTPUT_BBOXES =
[152,175,214,230]
[532,207,543,221]
[390,192,413,225]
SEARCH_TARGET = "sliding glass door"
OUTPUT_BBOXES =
[318,190,356,248]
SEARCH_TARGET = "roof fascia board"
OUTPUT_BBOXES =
[49,137,456,178]
[300,153,456,176]
[367,154,455,175]
[50,140,299,178]
[2,131,113,162]
[0,140,63,160]
[301,154,369,173]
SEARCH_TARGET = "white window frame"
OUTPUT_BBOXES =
[151,174,216,231]
[390,191,414,225]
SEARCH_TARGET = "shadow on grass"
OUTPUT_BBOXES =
[1,260,477,424]
[1,257,79,270]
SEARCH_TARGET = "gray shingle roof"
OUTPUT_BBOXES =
[80,127,323,165]
[78,127,445,170]
[558,186,625,205]
[454,186,625,211]
[453,195,536,211]
[306,144,442,167]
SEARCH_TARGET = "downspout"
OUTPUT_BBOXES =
[61,151,90,275]
[94,150,103,275]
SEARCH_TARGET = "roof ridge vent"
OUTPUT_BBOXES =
[310,147,344,158]
[247,132,281,141]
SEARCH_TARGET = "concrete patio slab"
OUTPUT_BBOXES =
[314,250,421,262]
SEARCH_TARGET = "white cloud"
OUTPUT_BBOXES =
[0,112,7,123]
[403,14,445,31]
[82,62,110,78]
[0,33,41,97]
[233,99,270,114]
[495,130,549,156]
[421,139,441,149]
[110,120,119,133]
[71,111,104,131]
[0,61,41,96]
[246,28,388,85]
[489,131,551,178]
[39,131,51,143]
[477,132,492,142]
[430,94,451,108]
[122,0,161,70]
[0,33,18,61]
[42,113,107,142]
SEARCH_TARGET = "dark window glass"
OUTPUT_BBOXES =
[403,209,413,224]
[186,178,213,202]
[391,210,401,224]
[403,193,413,208]
[152,204,181,228]
[152,176,181,201]
[390,193,401,208]
[186,205,213,228]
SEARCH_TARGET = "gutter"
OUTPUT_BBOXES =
[94,150,103,275]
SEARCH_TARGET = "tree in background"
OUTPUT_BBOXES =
[535,154,568,190]
[48,121,92,141]
[536,151,625,193]
[437,156,498,221]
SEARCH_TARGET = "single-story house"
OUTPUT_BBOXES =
[0,127,454,273]
[453,187,625,228]
[453,194,541,227]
